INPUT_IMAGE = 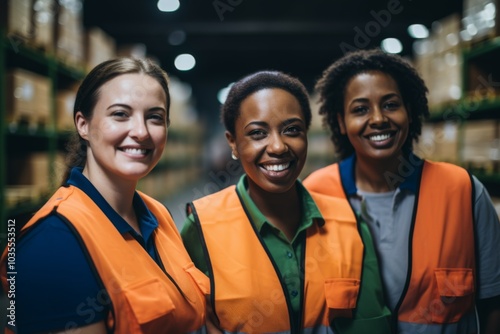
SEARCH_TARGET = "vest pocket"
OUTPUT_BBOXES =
[324,278,360,319]
[431,268,475,323]
[184,262,210,296]
[122,278,176,324]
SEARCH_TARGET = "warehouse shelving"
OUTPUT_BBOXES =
[424,37,500,197]
[0,28,86,248]
[0,27,207,248]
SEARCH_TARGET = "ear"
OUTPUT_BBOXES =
[75,111,89,140]
[225,130,238,158]
[337,112,346,135]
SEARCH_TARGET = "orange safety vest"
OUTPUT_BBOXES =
[1,185,209,334]
[303,160,476,330]
[188,186,364,334]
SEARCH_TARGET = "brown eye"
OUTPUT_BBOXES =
[384,101,400,110]
[352,106,368,114]
[248,129,266,139]
[284,125,302,136]
[112,111,128,118]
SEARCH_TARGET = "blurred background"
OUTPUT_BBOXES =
[1,0,500,236]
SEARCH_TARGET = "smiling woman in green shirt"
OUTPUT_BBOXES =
[181,70,391,334]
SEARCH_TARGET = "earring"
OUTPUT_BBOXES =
[231,153,238,160]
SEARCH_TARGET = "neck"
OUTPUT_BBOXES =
[355,154,405,193]
[82,166,141,234]
[247,182,302,242]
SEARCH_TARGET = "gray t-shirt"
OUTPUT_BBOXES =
[351,176,500,310]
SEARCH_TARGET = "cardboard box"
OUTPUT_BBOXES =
[414,122,459,163]
[433,14,461,53]
[7,152,50,199]
[415,14,463,109]
[6,69,52,127]
[6,69,35,124]
[2,0,32,40]
[33,0,56,51]
[433,121,459,163]
[33,75,51,126]
[56,88,77,131]
[56,0,85,67]
[462,119,499,170]
[463,0,499,42]
[86,27,116,71]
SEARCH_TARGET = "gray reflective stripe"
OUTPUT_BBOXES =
[188,325,207,334]
[398,311,477,334]
[221,324,334,334]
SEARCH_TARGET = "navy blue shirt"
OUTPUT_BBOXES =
[14,168,160,333]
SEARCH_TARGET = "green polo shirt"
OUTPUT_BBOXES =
[181,175,322,328]
[181,174,391,333]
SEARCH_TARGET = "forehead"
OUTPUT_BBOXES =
[238,88,303,120]
[95,73,166,105]
[100,73,161,93]
[345,70,400,94]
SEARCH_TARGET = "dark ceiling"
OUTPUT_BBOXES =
[83,0,463,126]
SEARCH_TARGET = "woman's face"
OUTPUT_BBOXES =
[76,73,168,183]
[339,70,410,163]
[226,88,307,194]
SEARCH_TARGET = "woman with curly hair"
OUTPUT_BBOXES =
[182,70,391,333]
[304,48,500,333]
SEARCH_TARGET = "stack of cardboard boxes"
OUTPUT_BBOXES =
[415,0,500,217]
[414,15,462,164]
[2,0,118,209]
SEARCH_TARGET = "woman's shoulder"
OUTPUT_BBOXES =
[15,214,108,331]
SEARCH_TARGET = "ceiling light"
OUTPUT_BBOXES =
[174,54,196,71]
[157,0,180,12]
[380,38,403,54]
[217,83,234,104]
[408,24,429,39]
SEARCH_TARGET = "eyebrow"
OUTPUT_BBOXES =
[107,103,132,110]
[282,117,305,126]
[243,117,304,129]
[349,93,401,105]
[107,104,166,112]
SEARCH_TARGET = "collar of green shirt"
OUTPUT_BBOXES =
[235,174,325,243]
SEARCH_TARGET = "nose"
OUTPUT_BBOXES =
[369,107,388,127]
[267,132,288,155]
[129,115,150,141]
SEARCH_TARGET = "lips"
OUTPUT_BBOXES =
[261,162,291,172]
[368,132,393,142]
[119,147,151,156]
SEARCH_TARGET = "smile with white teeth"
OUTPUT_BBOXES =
[263,162,290,172]
[369,133,392,142]
[122,147,148,155]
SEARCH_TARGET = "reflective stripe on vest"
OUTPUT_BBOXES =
[190,186,363,334]
[1,186,208,334]
[304,160,476,331]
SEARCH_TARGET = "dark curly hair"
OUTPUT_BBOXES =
[315,48,429,160]
[221,71,311,135]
